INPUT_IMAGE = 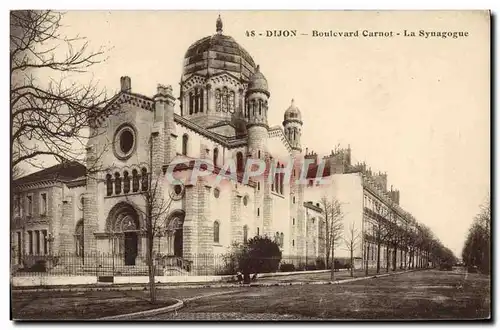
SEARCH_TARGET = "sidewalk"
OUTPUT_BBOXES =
[12,268,418,293]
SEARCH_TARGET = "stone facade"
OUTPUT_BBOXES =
[11,18,330,274]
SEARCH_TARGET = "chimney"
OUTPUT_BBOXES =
[120,76,131,93]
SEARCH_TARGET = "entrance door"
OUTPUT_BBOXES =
[174,229,183,257]
[124,232,138,266]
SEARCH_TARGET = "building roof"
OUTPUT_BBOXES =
[14,161,87,186]
[248,65,268,93]
[283,99,302,123]
[182,16,256,83]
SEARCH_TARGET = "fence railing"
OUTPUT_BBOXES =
[10,252,355,278]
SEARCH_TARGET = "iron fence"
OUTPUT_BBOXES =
[10,252,351,278]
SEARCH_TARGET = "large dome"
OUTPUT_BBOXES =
[181,16,257,82]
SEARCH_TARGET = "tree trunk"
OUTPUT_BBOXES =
[330,245,335,281]
[404,249,407,269]
[365,244,369,276]
[147,209,156,304]
[386,245,390,273]
[147,238,156,303]
[392,245,397,271]
[243,272,251,284]
[376,240,381,274]
[350,242,354,277]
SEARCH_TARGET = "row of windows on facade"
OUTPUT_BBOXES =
[13,192,48,217]
[106,168,149,196]
[243,99,267,119]
[285,127,300,143]
[212,221,285,248]
[15,230,49,255]
[365,242,388,262]
[187,87,237,115]
[182,136,283,192]
[364,195,391,218]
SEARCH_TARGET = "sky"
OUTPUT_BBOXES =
[34,10,490,257]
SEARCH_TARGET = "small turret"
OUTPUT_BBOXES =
[283,99,303,152]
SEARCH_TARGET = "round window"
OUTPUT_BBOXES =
[169,182,185,201]
[113,124,136,160]
[120,130,134,154]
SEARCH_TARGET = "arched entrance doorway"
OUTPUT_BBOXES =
[106,202,141,266]
[165,210,185,257]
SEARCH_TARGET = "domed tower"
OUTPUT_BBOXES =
[179,15,257,133]
[283,99,303,152]
[284,99,305,257]
[246,65,270,157]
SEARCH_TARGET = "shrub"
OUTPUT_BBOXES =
[305,264,317,271]
[280,263,295,272]
[230,236,282,282]
[215,252,239,275]
[30,260,47,272]
[315,257,326,270]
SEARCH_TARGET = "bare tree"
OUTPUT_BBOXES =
[370,203,393,274]
[320,196,344,281]
[124,136,175,304]
[12,165,26,180]
[343,221,360,277]
[10,10,112,170]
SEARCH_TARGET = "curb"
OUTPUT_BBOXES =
[99,298,184,320]
[100,290,244,320]
[97,270,416,320]
[12,269,419,293]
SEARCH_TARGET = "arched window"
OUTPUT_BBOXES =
[280,233,284,247]
[280,165,285,194]
[257,227,260,236]
[222,87,228,112]
[236,152,244,172]
[213,221,220,243]
[275,232,279,244]
[189,92,194,115]
[132,169,139,192]
[215,89,221,112]
[114,172,122,194]
[106,174,113,196]
[194,88,199,114]
[258,100,262,116]
[182,134,189,156]
[199,88,204,113]
[258,150,261,159]
[229,91,235,113]
[213,148,219,167]
[141,168,148,191]
[75,220,84,257]
[275,163,280,193]
[123,171,130,194]
[243,225,248,243]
